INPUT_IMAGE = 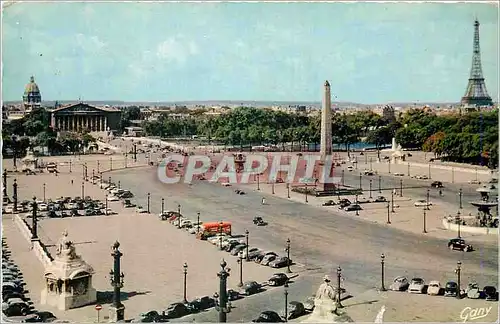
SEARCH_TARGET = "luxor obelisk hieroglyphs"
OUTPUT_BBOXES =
[320,80,335,191]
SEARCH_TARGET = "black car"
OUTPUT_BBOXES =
[164,302,191,319]
[448,238,473,252]
[444,281,458,297]
[190,296,216,311]
[225,241,242,252]
[345,204,362,211]
[483,286,498,301]
[242,281,262,295]
[23,311,57,323]
[431,181,444,188]
[338,199,351,209]
[268,273,289,286]
[227,289,242,301]
[255,252,278,263]
[322,200,336,206]
[2,299,30,316]
[252,311,284,323]
[253,217,267,226]
[269,257,292,269]
[287,301,306,320]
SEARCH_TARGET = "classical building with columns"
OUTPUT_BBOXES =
[50,103,121,133]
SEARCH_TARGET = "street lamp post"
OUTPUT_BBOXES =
[336,266,343,308]
[426,189,430,210]
[355,194,359,216]
[423,207,427,233]
[237,252,244,287]
[3,169,7,197]
[370,157,373,171]
[286,183,290,199]
[218,221,224,250]
[110,157,113,171]
[97,160,100,173]
[257,174,260,190]
[369,179,373,199]
[197,212,200,234]
[109,176,111,185]
[386,202,391,224]
[399,179,403,197]
[92,169,95,184]
[305,184,308,203]
[183,263,188,303]
[455,261,462,299]
[456,211,461,238]
[378,175,382,193]
[285,238,291,273]
[428,164,431,179]
[391,190,395,213]
[81,182,85,198]
[178,205,182,229]
[459,188,463,209]
[359,173,362,190]
[147,193,151,214]
[31,196,38,240]
[407,163,410,177]
[245,230,249,261]
[388,160,391,174]
[69,161,72,173]
[133,144,137,162]
[341,170,345,186]
[215,260,231,323]
[109,241,125,322]
[118,181,121,189]
[284,282,289,322]
[105,194,108,212]
[161,198,165,214]
[272,182,275,195]
[13,179,18,213]
[380,254,386,291]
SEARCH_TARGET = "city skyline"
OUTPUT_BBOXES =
[2,2,499,104]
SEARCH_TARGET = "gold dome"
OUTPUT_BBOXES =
[24,76,40,94]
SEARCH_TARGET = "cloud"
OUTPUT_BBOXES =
[75,34,107,54]
[156,36,198,64]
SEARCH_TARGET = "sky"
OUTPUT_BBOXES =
[1,1,499,104]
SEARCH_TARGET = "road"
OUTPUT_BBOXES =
[109,166,498,322]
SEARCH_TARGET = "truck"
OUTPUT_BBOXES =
[196,222,231,240]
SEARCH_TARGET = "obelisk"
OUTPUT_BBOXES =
[320,80,332,161]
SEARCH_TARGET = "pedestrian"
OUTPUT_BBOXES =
[71,179,73,185]
[439,189,443,196]
[262,197,266,205]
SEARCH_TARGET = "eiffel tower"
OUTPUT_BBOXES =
[461,20,493,107]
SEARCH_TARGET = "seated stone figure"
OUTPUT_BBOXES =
[56,230,78,260]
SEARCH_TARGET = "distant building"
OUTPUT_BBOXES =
[50,102,121,133]
[23,76,42,114]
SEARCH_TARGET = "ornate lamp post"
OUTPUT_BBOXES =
[218,220,224,250]
[284,281,289,322]
[378,175,382,193]
[215,260,231,323]
[245,230,249,261]
[3,169,7,197]
[237,252,244,287]
[31,196,38,241]
[455,260,462,299]
[456,211,461,238]
[147,193,151,214]
[109,241,125,322]
[399,179,403,197]
[459,188,463,209]
[177,205,182,228]
[285,238,291,273]
[43,183,46,202]
[369,179,373,199]
[161,198,165,214]
[380,254,386,291]
[183,263,188,303]
[386,202,391,224]
[336,266,343,308]
[422,207,427,233]
[13,179,18,213]
[286,183,290,199]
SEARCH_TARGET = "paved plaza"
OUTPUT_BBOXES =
[2,146,498,322]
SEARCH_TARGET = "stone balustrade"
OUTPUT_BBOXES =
[442,216,498,235]
[13,214,54,267]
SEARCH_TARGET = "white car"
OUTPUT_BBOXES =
[414,200,432,207]
[208,234,228,244]
[107,195,120,202]
[188,226,203,234]
[242,247,260,259]
[415,175,429,180]
[468,179,481,184]
[408,278,425,294]
[427,281,441,295]
[104,208,117,215]
[4,205,14,214]
[38,203,48,211]
[180,219,193,228]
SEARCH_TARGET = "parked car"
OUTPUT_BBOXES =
[242,248,261,260]
[465,283,481,299]
[23,311,57,323]
[322,200,336,206]
[136,206,147,213]
[107,195,120,202]
[287,301,306,320]
[415,175,429,180]
[242,281,262,295]
[431,181,443,188]
[189,296,216,311]
[344,204,362,212]
[252,311,284,323]
[444,281,458,297]
[268,273,289,286]
[363,170,374,176]
[394,173,405,176]
[163,302,191,319]
[389,276,409,291]
[253,216,267,226]
[374,196,387,202]
[427,281,441,296]
[227,289,241,301]
[483,286,498,301]
[230,244,247,256]
[408,278,425,294]
[414,200,432,207]
[338,199,351,209]
[2,298,30,316]
[448,238,473,252]
[260,254,278,266]
[225,240,242,252]
[269,257,292,268]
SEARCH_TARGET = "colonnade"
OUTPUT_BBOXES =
[54,115,108,132]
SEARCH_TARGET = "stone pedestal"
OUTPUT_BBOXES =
[40,231,97,311]
[108,304,125,322]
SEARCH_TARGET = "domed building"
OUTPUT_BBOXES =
[23,76,42,113]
